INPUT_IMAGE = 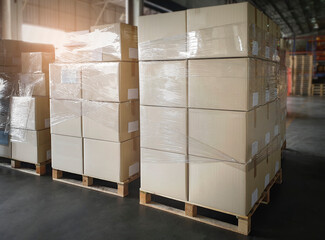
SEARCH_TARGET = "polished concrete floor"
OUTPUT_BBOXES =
[1,96,325,240]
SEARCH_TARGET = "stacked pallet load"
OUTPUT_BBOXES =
[138,2,282,235]
[292,55,313,96]
[0,40,54,165]
[50,23,140,197]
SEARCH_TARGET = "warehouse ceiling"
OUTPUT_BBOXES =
[144,0,325,37]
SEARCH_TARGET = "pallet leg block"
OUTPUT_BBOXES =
[11,160,21,168]
[261,190,270,204]
[185,203,197,217]
[52,169,63,179]
[36,164,46,176]
[238,217,251,235]
[276,169,283,184]
[83,176,93,186]
[118,183,128,197]
[140,191,151,204]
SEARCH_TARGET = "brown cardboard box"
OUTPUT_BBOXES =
[141,147,188,201]
[90,23,138,62]
[189,153,269,216]
[140,60,187,107]
[189,107,267,163]
[82,62,139,102]
[51,134,83,175]
[138,11,187,60]
[10,96,50,131]
[140,106,187,154]
[50,99,82,137]
[187,2,263,59]
[11,128,51,164]
[189,58,261,111]
[84,137,140,183]
[19,73,49,96]
[82,101,139,142]
[21,52,55,73]
[49,63,82,100]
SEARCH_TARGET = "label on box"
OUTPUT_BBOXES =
[251,188,258,207]
[265,46,270,59]
[46,150,51,160]
[61,69,80,84]
[252,92,259,107]
[128,120,139,133]
[128,88,139,100]
[91,48,103,61]
[274,125,279,136]
[45,118,50,128]
[129,162,139,177]
[265,90,270,102]
[265,174,270,188]
[275,161,280,173]
[252,141,258,156]
[252,41,258,55]
[265,132,270,145]
[129,48,138,59]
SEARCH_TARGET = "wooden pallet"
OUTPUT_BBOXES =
[0,158,51,176]
[52,169,139,197]
[311,84,324,96]
[140,169,283,235]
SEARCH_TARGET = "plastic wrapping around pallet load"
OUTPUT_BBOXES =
[138,2,280,61]
[55,23,138,63]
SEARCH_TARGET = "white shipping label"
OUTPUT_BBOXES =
[252,92,259,107]
[265,90,270,102]
[91,48,103,61]
[129,162,139,177]
[128,120,139,133]
[265,174,270,188]
[265,46,270,59]
[45,118,50,128]
[129,48,138,59]
[252,141,258,156]
[46,150,51,160]
[265,132,270,145]
[274,125,279,136]
[61,69,80,84]
[128,88,139,100]
[275,161,280,174]
[252,41,259,55]
[251,188,258,207]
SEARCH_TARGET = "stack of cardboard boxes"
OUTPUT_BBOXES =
[10,52,54,165]
[50,23,140,184]
[139,2,283,216]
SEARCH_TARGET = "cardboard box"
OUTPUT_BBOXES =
[82,100,139,142]
[138,11,187,60]
[51,134,83,175]
[90,23,138,62]
[50,99,82,137]
[49,63,82,100]
[10,96,50,131]
[189,153,268,216]
[140,106,187,154]
[189,58,261,111]
[189,107,266,163]
[19,73,49,96]
[187,2,263,59]
[84,137,140,183]
[141,147,188,201]
[11,128,51,164]
[0,131,11,158]
[82,62,139,102]
[140,60,187,107]
[21,52,55,73]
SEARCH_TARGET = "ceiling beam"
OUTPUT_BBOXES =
[284,0,304,34]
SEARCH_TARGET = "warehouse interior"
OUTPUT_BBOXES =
[0,0,325,239]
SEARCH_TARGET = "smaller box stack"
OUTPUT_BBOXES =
[50,23,140,190]
[10,52,54,165]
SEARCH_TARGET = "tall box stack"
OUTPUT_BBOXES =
[10,52,54,165]
[139,2,282,217]
[278,50,288,147]
[50,23,140,185]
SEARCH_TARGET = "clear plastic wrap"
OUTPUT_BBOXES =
[21,52,55,74]
[56,23,138,63]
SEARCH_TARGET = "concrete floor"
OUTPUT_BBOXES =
[1,96,325,240]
